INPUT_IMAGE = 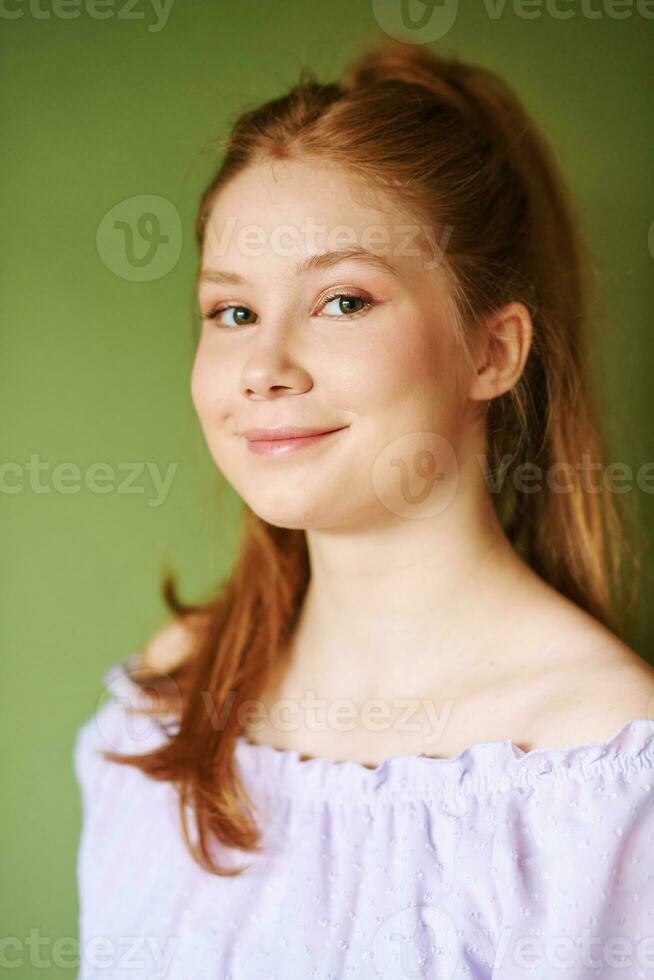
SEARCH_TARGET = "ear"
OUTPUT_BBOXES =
[468,301,533,401]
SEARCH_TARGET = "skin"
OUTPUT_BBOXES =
[186,157,654,765]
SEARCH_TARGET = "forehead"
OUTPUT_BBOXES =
[200,158,440,284]
[206,158,392,235]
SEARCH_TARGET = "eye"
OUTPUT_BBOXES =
[203,305,258,329]
[319,292,372,318]
[202,291,374,330]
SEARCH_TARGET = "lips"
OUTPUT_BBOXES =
[241,425,348,457]
[242,425,346,441]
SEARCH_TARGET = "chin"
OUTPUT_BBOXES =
[246,498,333,531]
[240,482,353,531]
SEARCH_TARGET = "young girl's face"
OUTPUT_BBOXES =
[192,157,475,530]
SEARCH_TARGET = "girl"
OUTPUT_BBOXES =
[75,37,654,980]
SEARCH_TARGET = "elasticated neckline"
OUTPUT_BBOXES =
[102,655,654,804]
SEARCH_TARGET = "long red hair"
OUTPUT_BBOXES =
[102,36,641,875]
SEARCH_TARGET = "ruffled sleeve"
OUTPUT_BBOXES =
[75,651,184,823]
[73,655,181,980]
[73,654,170,815]
[488,722,654,979]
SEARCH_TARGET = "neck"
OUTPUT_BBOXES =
[286,475,539,704]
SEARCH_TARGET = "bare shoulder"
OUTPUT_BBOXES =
[528,630,654,750]
[139,614,202,672]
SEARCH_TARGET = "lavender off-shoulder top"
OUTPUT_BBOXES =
[73,654,654,980]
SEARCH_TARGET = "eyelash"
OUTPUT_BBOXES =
[202,291,374,329]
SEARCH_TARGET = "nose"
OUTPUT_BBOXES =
[239,317,313,401]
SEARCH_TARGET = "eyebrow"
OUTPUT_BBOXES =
[197,247,402,286]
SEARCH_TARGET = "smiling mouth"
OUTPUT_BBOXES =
[243,427,348,457]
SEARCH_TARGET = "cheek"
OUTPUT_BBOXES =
[403,312,462,408]
[355,316,457,413]
[190,345,231,429]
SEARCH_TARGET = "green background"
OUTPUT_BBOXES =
[1,0,653,975]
